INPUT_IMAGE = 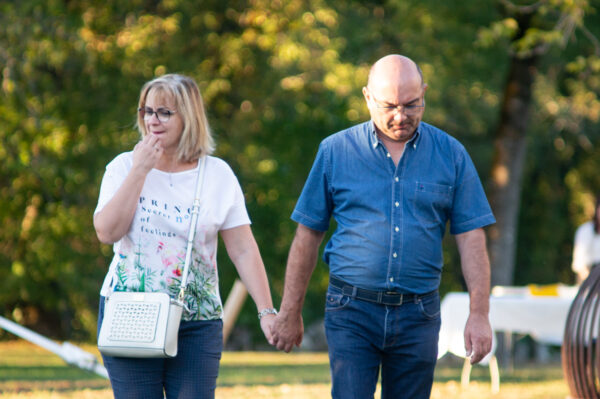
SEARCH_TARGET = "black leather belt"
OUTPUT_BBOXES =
[329,276,436,306]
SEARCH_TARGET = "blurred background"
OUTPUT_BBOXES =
[1,0,600,348]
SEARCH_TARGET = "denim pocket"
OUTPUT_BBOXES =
[325,291,351,312]
[411,181,453,227]
[417,292,440,320]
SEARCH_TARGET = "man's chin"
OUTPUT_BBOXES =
[390,128,413,140]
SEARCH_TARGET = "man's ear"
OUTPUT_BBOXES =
[362,86,372,108]
[362,86,370,99]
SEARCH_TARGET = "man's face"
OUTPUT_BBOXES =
[363,82,426,143]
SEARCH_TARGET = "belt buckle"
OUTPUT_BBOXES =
[385,291,403,306]
[341,286,354,297]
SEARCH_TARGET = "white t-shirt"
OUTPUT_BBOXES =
[572,221,600,276]
[95,152,250,321]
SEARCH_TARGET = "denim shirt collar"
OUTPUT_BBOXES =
[368,120,422,150]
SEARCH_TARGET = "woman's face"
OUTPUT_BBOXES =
[143,89,184,153]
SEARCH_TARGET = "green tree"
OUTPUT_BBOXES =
[480,0,600,286]
[1,0,600,344]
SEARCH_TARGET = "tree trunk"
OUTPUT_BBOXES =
[488,53,539,287]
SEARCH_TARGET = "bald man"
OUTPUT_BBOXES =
[270,54,495,399]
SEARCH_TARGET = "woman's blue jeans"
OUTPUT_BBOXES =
[98,296,223,399]
[324,284,441,399]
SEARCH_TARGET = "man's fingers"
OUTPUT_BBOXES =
[272,332,300,352]
[467,339,491,364]
[470,350,483,364]
[275,340,292,352]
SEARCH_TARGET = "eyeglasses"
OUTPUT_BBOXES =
[138,107,177,123]
[371,94,425,116]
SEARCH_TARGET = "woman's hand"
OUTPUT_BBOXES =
[93,135,164,244]
[259,313,276,344]
[132,134,163,174]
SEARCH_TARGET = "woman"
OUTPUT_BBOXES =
[93,74,276,398]
[572,194,600,283]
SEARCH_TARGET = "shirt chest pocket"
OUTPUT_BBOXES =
[411,181,453,227]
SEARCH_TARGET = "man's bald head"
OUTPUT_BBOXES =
[367,55,424,93]
[362,54,427,144]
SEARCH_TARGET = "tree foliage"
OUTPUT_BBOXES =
[1,0,599,342]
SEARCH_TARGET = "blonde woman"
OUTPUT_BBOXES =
[94,74,276,398]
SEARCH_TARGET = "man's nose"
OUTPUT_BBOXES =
[393,109,406,121]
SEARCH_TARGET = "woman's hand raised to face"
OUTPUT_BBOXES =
[132,134,164,175]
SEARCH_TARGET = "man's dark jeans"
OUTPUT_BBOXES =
[324,284,441,399]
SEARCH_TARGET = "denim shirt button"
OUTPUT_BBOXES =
[389,277,394,282]
[395,226,399,232]
[392,252,397,258]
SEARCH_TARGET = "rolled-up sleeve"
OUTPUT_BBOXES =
[449,148,495,235]
[291,141,333,232]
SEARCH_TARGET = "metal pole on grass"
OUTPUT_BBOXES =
[0,315,108,379]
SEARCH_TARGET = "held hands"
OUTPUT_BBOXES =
[259,313,276,343]
[132,134,163,175]
[269,311,304,352]
[464,312,493,364]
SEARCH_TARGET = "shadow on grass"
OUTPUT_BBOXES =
[434,363,565,384]
[218,363,331,386]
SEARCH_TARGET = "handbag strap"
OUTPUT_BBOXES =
[177,156,207,303]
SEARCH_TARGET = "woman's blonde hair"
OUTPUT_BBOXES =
[136,74,215,162]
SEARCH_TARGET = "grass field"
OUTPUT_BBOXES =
[0,340,571,398]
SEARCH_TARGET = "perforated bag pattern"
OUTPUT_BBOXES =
[108,302,160,342]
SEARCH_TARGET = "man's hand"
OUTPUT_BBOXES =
[270,224,325,352]
[269,310,304,352]
[464,312,492,364]
[455,228,492,364]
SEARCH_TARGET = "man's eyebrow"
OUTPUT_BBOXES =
[382,97,421,106]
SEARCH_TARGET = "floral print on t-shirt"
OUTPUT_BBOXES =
[97,154,250,321]
[113,232,222,321]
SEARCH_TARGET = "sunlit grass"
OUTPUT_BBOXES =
[0,340,571,398]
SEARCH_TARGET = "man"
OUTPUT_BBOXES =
[270,54,495,399]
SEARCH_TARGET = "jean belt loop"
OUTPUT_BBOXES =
[351,286,358,298]
[341,286,351,297]
[377,291,383,303]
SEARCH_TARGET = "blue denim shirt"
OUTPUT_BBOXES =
[291,121,495,294]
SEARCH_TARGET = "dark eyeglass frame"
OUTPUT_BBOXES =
[370,94,425,116]
[138,107,177,123]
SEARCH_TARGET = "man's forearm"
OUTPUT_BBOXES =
[280,224,325,314]
[456,228,491,315]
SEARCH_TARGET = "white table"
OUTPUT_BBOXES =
[437,286,578,391]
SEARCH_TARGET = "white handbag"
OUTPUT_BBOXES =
[98,157,207,358]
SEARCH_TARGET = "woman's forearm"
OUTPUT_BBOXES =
[93,168,147,244]
[221,225,274,311]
